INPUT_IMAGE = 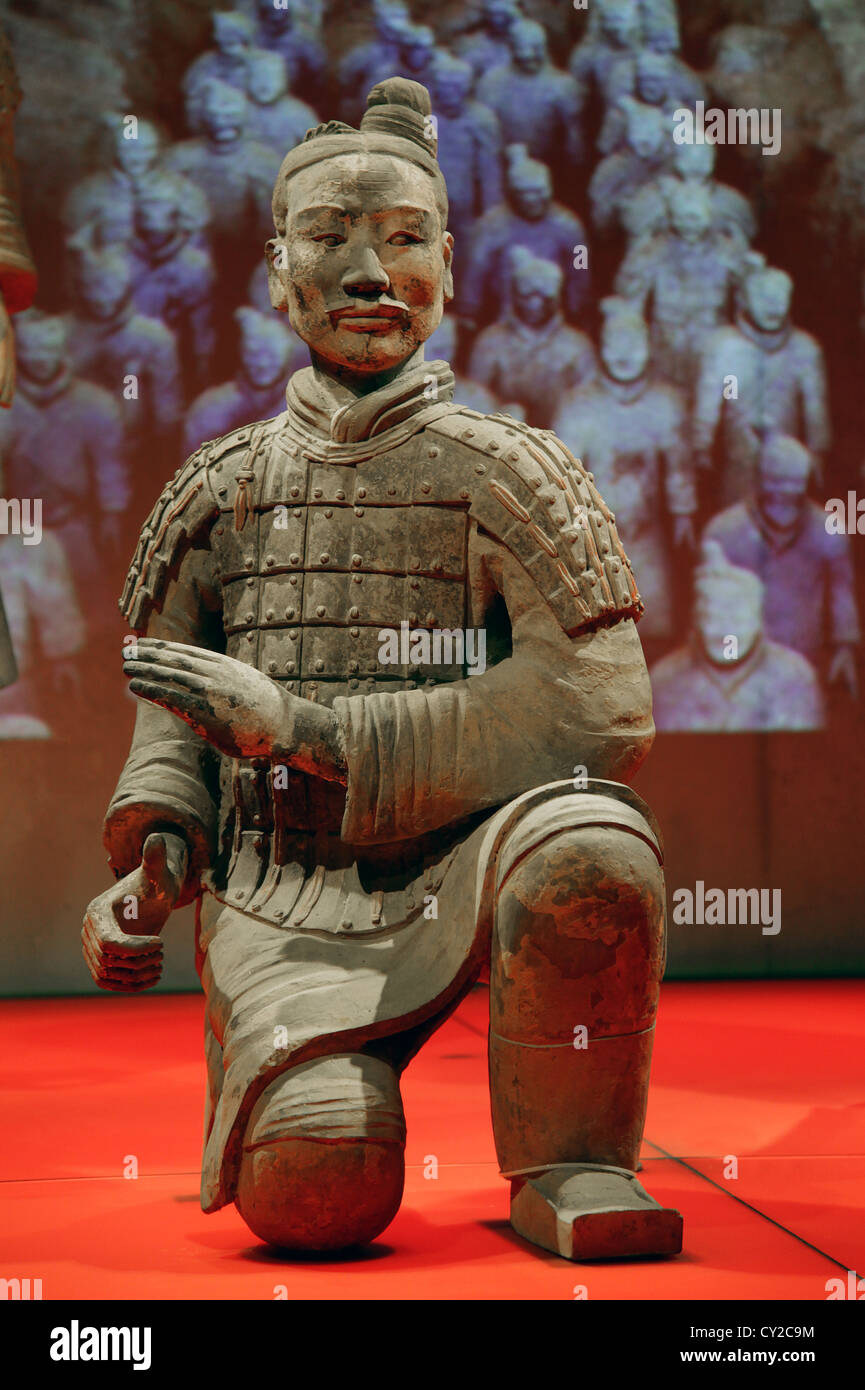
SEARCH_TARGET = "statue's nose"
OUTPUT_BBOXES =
[341,245,390,295]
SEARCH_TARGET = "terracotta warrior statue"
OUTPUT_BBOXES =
[83,76,682,1263]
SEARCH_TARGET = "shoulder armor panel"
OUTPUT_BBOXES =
[425,409,643,636]
[119,418,276,631]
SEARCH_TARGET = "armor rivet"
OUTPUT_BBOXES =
[215,525,224,535]
[352,573,363,584]
[284,608,295,619]
[387,485,396,496]
[290,486,300,498]
[340,921,353,931]
[408,612,418,624]
[336,489,345,501]
[313,487,323,498]
[316,605,326,617]
[487,442,500,452]
[426,612,436,625]
[410,579,419,589]
[247,633,255,641]
[289,630,298,641]
[290,554,300,565]
[355,507,364,517]
[421,481,431,493]
[265,609,274,620]
[351,554,362,567]
[349,677,358,688]
[265,555,275,567]
[286,661,295,672]
[218,487,228,497]
[324,508,333,518]
[508,451,520,462]
[245,612,254,622]
[349,606,359,619]
[350,627,359,638]
[268,661,277,673]
[432,561,443,573]
[315,659,324,672]
[293,508,302,518]
[460,489,470,500]
[474,464,485,475]
[289,577,298,587]
[464,429,475,439]
[320,552,330,564]
[253,815,263,826]
[409,559,420,571]
[428,446,439,458]
[246,577,255,587]
[274,910,285,920]
[357,487,367,499]
[349,660,359,673]
[245,559,254,569]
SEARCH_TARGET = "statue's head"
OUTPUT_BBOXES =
[212,10,253,58]
[267,77,453,381]
[744,264,792,331]
[644,7,680,55]
[397,24,435,75]
[236,307,295,388]
[505,145,551,219]
[135,174,186,246]
[200,78,247,142]
[621,98,666,160]
[430,53,473,117]
[636,51,672,106]
[510,19,547,75]
[76,247,133,320]
[600,0,639,46]
[375,0,410,44]
[15,310,68,384]
[507,248,561,328]
[672,140,715,182]
[758,434,811,528]
[113,118,160,179]
[600,297,650,382]
[483,0,520,35]
[247,50,288,106]
[669,181,712,242]
[694,541,763,665]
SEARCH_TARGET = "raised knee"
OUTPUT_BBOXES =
[234,1053,405,1250]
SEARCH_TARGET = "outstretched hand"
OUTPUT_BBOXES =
[124,638,290,760]
[123,638,347,780]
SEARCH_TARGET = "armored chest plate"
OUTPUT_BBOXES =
[214,430,470,704]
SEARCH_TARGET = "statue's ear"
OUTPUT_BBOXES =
[265,237,290,311]
[442,231,454,305]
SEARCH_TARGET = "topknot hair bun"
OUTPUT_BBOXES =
[362,76,437,156]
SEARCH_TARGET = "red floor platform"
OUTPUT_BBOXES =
[0,981,862,1300]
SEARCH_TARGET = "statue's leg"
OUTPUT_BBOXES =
[488,790,683,1261]
[235,1052,405,1251]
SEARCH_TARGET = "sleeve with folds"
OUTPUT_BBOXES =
[334,521,655,845]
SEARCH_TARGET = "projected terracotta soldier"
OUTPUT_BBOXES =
[693,260,830,507]
[182,11,266,131]
[569,0,640,112]
[589,98,669,237]
[703,435,859,695]
[84,78,682,1263]
[183,306,306,456]
[244,51,318,159]
[598,49,705,157]
[553,298,694,644]
[651,541,824,733]
[456,0,522,80]
[477,19,584,175]
[468,248,596,429]
[249,0,327,109]
[428,54,503,254]
[616,182,740,395]
[623,141,756,253]
[463,146,590,329]
[338,1,410,125]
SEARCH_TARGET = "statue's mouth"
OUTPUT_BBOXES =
[330,303,409,332]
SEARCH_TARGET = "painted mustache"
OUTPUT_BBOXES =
[327,297,411,322]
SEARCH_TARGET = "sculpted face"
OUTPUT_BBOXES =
[601,316,650,382]
[697,584,762,665]
[268,152,453,380]
[746,272,792,331]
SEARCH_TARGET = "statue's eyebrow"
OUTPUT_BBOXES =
[293,204,350,226]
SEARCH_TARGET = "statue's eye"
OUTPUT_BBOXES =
[313,234,344,248]
[388,232,422,246]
